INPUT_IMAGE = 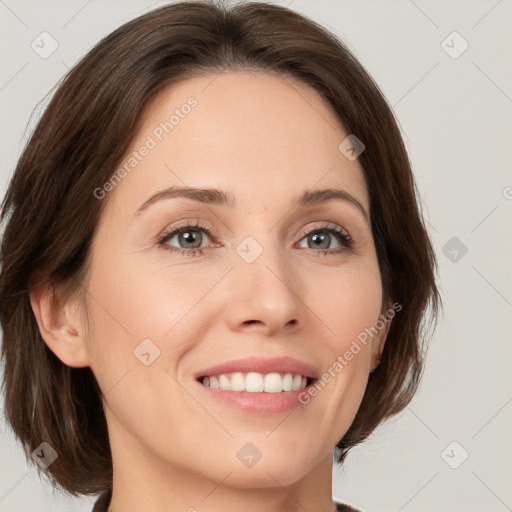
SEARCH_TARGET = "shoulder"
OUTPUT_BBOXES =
[335,503,363,512]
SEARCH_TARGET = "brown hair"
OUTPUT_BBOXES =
[0,0,441,497]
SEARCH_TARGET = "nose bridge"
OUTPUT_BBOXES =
[239,231,297,296]
[224,231,303,333]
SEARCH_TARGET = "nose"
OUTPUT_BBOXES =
[223,249,303,337]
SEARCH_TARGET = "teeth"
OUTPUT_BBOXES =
[230,372,245,391]
[219,374,230,390]
[282,373,293,391]
[292,374,302,391]
[263,373,282,393]
[200,372,310,392]
[246,372,264,392]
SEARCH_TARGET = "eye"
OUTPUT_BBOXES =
[157,220,354,258]
[157,220,214,257]
[296,223,353,257]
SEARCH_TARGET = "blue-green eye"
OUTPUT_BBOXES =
[296,223,353,257]
[158,220,213,257]
[157,220,353,257]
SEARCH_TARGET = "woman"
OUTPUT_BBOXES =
[0,1,441,511]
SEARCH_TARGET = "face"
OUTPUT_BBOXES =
[61,72,389,488]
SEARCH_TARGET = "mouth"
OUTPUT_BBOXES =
[197,372,315,393]
[193,356,319,414]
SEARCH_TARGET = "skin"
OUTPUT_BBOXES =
[30,71,391,512]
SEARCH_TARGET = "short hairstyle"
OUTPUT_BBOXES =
[0,0,441,497]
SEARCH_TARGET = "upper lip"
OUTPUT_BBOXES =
[194,356,320,380]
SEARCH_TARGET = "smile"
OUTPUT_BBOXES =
[199,372,311,393]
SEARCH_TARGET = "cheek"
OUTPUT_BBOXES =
[310,257,383,356]
[301,258,382,418]
[84,247,214,352]
[82,248,225,420]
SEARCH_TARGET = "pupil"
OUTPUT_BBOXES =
[180,230,201,248]
[311,232,329,249]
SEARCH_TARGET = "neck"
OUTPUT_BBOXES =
[106,421,336,512]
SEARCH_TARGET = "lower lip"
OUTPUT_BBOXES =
[195,380,314,414]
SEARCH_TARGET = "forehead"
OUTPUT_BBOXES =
[105,71,369,217]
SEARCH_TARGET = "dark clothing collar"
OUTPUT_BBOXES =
[91,488,362,511]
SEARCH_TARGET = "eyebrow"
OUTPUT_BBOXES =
[134,185,369,223]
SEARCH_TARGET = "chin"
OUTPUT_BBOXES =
[221,459,314,490]
[211,437,325,489]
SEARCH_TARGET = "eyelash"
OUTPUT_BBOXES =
[157,220,354,258]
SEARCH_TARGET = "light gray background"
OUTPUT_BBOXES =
[1,1,511,511]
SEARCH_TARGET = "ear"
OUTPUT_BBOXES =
[29,270,90,368]
[370,300,394,371]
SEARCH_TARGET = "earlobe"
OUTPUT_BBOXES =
[29,272,90,368]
